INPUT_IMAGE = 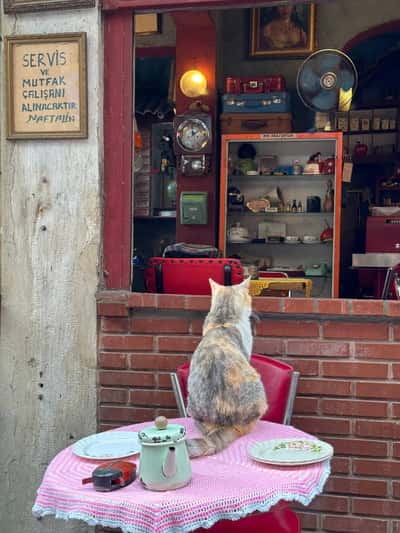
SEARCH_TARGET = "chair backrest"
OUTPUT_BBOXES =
[256,271,290,297]
[258,271,288,278]
[176,354,298,425]
[145,257,244,295]
[382,263,400,300]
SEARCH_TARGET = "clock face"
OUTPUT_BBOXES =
[176,118,210,152]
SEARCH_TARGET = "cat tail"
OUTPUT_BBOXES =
[186,427,239,458]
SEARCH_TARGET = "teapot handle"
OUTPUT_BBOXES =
[163,446,177,478]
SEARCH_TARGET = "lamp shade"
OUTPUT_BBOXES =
[179,70,208,98]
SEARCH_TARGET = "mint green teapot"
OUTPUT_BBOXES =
[138,416,192,491]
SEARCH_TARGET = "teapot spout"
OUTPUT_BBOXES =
[163,446,177,478]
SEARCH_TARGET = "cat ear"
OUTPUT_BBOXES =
[209,278,219,292]
[238,276,251,291]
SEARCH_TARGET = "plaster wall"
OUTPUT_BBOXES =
[0,5,102,533]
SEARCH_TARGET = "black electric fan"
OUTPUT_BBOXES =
[297,48,358,129]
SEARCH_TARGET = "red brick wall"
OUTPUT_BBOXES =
[97,292,400,532]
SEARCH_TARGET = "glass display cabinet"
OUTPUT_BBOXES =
[219,132,343,298]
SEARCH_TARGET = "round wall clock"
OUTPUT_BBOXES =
[173,113,212,175]
[176,117,211,153]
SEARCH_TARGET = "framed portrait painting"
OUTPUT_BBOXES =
[250,4,316,58]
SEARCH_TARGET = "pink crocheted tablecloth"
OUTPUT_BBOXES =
[32,419,331,533]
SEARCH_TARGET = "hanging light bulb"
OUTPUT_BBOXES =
[179,70,208,98]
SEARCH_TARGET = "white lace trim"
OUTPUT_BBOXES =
[32,462,330,533]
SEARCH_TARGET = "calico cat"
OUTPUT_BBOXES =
[186,277,268,458]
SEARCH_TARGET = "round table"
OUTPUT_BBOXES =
[32,418,331,533]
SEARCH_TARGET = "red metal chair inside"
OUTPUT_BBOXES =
[145,257,244,295]
[258,271,288,278]
[258,271,290,297]
[176,354,298,425]
[382,263,400,300]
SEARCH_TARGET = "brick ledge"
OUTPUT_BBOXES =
[96,291,400,319]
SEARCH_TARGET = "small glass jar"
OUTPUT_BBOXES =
[293,160,302,175]
[248,265,259,280]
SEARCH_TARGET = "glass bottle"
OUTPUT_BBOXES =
[298,201,303,213]
[293,160,302,175]
[291,199,297,213]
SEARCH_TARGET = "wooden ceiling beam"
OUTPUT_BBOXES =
[102,0,329,13]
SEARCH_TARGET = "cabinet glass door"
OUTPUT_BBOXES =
[219,133,343,298]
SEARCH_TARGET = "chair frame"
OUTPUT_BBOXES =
[170,372,187,418]
[382,265,400,300]
[170,366,299,424]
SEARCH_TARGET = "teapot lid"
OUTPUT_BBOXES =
[138,416,186,444]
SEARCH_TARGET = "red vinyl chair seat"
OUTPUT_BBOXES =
[177,354,293,424]
[195,502,300,532]
[145,257,244,295]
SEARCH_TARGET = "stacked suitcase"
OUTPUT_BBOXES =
[221,76,292,134]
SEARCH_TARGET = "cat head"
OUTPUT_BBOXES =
[208,277,252,320]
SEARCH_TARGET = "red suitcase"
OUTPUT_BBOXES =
[145,257,244,295]
[225,76,286,94]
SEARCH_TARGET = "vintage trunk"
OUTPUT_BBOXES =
[220,113,293,134]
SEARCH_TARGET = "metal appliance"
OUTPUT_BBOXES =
[352,217,400,298]
[366,216,400,252]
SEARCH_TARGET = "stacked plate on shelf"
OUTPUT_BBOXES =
[228,237,251,244]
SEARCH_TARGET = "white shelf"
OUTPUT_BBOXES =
[229,174,334,180]
[227,241,333,246]
[228,211,334,216]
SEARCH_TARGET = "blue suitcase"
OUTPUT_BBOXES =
[222,92,291,114]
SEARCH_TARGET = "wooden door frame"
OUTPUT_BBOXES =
[102,0,320,290]
[103,0,289,11]
[103,9,134,289]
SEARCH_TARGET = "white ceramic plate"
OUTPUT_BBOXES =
[72,431,140,460]
[248,438,333,466]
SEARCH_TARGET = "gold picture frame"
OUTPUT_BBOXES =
[6,32,88,139]
[4,0,94,14]
[250,4,316,58]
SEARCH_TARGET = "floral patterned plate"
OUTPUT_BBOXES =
[248,438,333,466]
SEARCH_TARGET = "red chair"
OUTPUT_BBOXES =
[195,502,300,532]
[145,257,244,295]
[169,355,301,533]
[172,354,299,425]
[382,263,400,300]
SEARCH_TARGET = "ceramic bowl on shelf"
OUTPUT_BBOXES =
[303,235,319,243]
[284,236,299,243]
